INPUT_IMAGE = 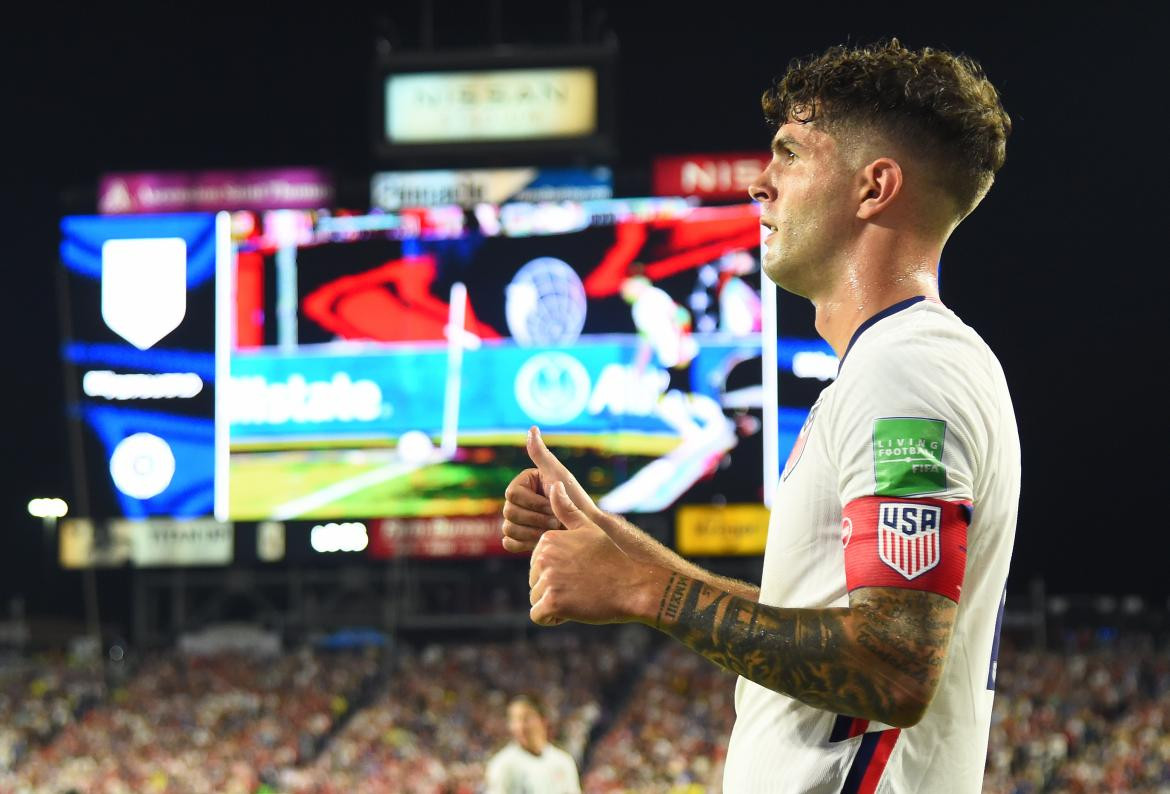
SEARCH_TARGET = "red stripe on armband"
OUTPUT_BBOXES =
[842,496,971,603]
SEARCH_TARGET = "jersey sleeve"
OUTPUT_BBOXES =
[830,332,983,602]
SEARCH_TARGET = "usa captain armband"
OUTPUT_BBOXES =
[841,497,972,603]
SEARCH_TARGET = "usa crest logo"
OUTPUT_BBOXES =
[878,502,942,580]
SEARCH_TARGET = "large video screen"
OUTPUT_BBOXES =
[60,199,836,522]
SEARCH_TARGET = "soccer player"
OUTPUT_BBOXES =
[501,39,1018,793]
[485,694,581,794]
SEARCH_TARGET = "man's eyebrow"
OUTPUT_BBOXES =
[772,135,804,154]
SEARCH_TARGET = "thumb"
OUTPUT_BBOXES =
[549,482,591,530]
[526,426,569,478]
[527,427,593,510]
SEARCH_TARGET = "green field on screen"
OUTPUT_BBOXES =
[228,452,517,519]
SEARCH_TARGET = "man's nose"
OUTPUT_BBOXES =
[748,168,774,203]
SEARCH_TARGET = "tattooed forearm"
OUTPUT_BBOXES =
[657,573,690,625]
[652,577,956,728]
[852,589,952,691]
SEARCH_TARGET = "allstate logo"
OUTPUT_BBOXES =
[514,352,591,425]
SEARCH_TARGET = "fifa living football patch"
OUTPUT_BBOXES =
[872,417,946,496]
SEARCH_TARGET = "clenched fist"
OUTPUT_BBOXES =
[528,482,658,627]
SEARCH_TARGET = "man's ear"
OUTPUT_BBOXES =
[856,157,903,220]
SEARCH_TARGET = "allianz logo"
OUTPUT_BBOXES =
[515,352,670,425]
[229,373,386,425]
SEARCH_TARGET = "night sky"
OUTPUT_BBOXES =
[2,2,1165,619]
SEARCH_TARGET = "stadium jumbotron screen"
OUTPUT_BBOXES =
[60,199,835,522]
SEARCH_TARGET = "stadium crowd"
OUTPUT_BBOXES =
[0,647,379,794]
[0,625,1167,793]
[983,631,1170,794]
[583,642,736,793]
[0,654,104,776]
[277,631,643,793]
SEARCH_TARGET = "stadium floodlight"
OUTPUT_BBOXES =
[28,498,69,519]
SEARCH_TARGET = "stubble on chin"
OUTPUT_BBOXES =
[763,251,814,299]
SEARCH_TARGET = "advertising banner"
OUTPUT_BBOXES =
[59,518,232,567]
[384,67,598,144]
[98,168,335,214]
[367,515,507,559]
[652,153,771,200]
[370,167,612,210]
[59,518,132,569]
[675,504,770,556]
[122,518,233,566]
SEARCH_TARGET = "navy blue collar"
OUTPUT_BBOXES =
[838,295,928,368]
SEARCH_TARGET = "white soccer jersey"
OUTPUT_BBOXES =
[724,297,1020,794]
[485,742,581,794]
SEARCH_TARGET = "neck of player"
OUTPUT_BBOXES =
[812,232,944,358]
[521,736,547,755]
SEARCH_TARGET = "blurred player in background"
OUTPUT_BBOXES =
[485,694,581,794]
[620,271,699,370]
[502,39,1017,793]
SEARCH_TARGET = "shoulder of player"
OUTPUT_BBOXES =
[838,303,993,384]
[487,742,521,766]
[535,743,575,774]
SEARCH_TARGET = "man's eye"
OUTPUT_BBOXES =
[785,149,797,162]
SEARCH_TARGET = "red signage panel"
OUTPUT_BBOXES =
[652,152,771,200]
[367,515,507,559]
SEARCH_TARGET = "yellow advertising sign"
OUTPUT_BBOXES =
[675,504,770,556]
[385,67,598,143]
[59,518,131,569]
[59,518,234,568]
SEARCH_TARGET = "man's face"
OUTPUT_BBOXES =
[749,121,857,298]
[507,700,547,754]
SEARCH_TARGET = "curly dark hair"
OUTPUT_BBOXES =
[762,39,1011,219]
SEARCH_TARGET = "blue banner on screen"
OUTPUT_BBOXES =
[59,213,225,519]
[229,339,762,441]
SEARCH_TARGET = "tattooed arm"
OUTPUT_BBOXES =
[650,573,957,728]
[529,483,956,728]
[598,512,761,602]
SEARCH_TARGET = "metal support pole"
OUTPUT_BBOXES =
[570,0,583,44]
[132,569,147,648]
[420,0,434,50]
[489,0,503,47]
[82,566,102,652]
[170,569,187,637]
[1030,577,1047,649]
